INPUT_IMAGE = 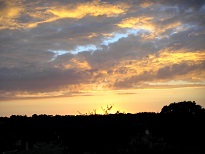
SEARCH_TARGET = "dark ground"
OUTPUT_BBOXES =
[0,101,205,154]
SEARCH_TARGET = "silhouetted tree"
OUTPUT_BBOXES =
[160,101,203,115]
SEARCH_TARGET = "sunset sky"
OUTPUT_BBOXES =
[0,0,205,117]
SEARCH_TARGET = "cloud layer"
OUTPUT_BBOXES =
[0,0,205,99]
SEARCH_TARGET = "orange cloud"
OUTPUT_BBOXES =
[0,0,129,30]
[55,58,91,71]
[102,49,205,89]
[117,16,155,31]
[0,0,24,30]
[48,1,129,19]
[140,2,153,8]
[117,16,182,40]
[102,33,114,37]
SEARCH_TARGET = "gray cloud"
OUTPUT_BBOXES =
[113,71,154,89]
[0,66,92,92]
[157,62,205,79]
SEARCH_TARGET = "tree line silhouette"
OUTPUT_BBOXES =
[0,101,205,154]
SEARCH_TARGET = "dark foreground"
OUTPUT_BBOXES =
[0,101,205,154]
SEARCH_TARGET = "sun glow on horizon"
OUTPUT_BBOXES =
[1,87,205,117]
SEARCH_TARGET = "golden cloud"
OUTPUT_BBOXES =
[55,58,91,71]
[65,49,205,90]
[0,0,24,30]
[102,33,114,37]
[117,16,155,31]
[0,0,129,29]
[48,1,129,19]
[101,49,205,89]
[117,16,182,40]
[140,2,153,8]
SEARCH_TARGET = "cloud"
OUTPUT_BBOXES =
[0,0,24,29]
[0,0,130,30]
[0,66,92,92]
[48,0,129,19]
[157,62,205,79]
[111,50,205,89]
[156,0,205,11]
[0,0,205,99]
[117,16,155,31]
